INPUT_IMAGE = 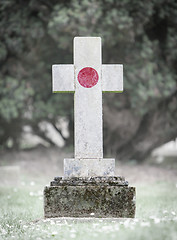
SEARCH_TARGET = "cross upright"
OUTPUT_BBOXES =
[52,37,123,178]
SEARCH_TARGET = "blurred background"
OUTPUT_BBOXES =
[0,0,177,165]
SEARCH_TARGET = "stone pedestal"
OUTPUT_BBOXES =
[64,158,115,177]
[44,177,136,218]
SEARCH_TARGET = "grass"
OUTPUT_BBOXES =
[0,178,177,240]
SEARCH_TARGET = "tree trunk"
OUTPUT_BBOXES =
[103,90,177,161]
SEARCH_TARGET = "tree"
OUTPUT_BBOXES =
[0,0,176,161]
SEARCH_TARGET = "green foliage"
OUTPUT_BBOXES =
[0,0,176,148]
[0,77,34,121]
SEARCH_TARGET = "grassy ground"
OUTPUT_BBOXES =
[0,148,177,239]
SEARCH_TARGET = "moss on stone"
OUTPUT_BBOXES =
[44,178,136,218]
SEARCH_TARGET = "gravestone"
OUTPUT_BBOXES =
[44,37,136,218]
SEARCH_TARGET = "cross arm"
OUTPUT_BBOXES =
[52,64,75,93]
[102,64,123,92]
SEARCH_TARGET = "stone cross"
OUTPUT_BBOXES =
[52,37,123,177]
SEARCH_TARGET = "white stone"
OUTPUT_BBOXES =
[52,64,74,92]
[74,37,103,159]
[74,37,101,68]
[102,64,123,92]
[64,158,115,178]
[52,37,124,177]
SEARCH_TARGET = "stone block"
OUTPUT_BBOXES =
[44,177,136,218]
[64,158,115,177]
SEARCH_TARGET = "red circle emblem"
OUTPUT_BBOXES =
[77,67,99,88]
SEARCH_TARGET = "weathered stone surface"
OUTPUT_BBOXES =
[64,158,115,177]
[44,177,136,218]
[74,37,103,159]
[48,37,135,219]
[52,64,74,93]
[51,176,128,186]
[52,37,124,176]
[102,64,123,92]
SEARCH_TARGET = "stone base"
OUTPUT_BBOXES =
[64,158,115,177]
[44,177,136,218]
